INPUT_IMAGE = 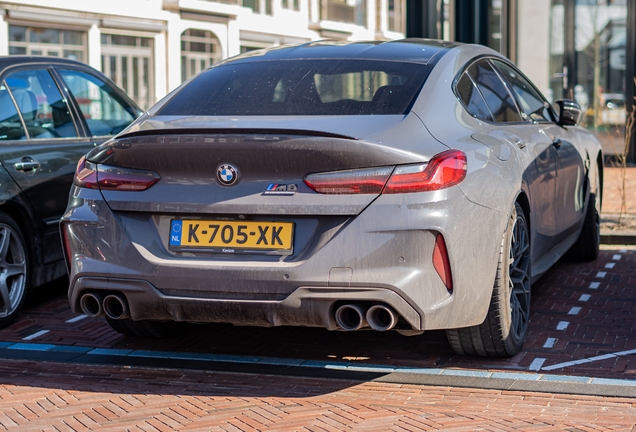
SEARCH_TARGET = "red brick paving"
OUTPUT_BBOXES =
[0,360,635,431]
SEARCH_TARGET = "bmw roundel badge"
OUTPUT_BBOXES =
[216,164,239,186]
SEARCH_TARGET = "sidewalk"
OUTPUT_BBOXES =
[600,166,636,244]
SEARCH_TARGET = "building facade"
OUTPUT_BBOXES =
[0,0,407,110]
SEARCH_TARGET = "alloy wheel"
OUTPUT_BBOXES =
[508,212,531,342]
[0,223,27,318]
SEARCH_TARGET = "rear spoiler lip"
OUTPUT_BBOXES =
[115,128,359,141]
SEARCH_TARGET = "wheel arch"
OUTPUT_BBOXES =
[596,151,604,210]
[513,190,531,239]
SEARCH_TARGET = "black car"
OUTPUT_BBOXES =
[0,56,140,328]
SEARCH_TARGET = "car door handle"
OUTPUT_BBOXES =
[514,138,526,149]
[14,157,41,171]
[552,138,562,148]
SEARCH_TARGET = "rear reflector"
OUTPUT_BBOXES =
[60,223,72,273]
[432,233,453,292]
[383,149,467,194]
[304,166,393,194]
[73,156,160,191]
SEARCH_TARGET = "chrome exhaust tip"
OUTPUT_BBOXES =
[366,304,398,331]
[103,293,131,320]
[79,292,105,317]
[334,304,367,331]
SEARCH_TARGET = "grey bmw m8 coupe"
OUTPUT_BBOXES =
[61,39,602,357]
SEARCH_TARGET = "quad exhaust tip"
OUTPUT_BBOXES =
[334,304,368,331]
[103,293,131,320]
[79,292,131,320]
[79,292,105,317]
[366,304,398,331]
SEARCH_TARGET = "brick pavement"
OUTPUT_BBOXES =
[0,359,635,431]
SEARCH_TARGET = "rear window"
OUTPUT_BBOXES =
[158,60,431,116]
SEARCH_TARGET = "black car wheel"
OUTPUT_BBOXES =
[0,213,29,329]
[447,202,531,357]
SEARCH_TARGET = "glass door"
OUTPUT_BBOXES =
[574,0,627,157]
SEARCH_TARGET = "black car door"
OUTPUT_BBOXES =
[0,65,93,264]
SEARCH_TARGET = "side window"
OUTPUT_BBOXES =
[466,60,522,123]
[492,60,553,123]
[58,69,137,137]
[0,84,27,140]
[456,72,494,122]
[5,69,78,139]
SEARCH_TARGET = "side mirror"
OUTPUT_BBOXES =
[555,99,581,126]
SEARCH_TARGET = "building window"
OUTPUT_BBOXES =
[282,0,300,10]
[388,0,405,33]
[101,34,154,110]
[242,0,260,12]
[181,29,222,83]
[8,25,86,61]
[321,0,367,26]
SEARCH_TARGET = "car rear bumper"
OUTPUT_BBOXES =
[70,276,421,330]
[63,186,507,331]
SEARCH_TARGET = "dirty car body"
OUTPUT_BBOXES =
[62,40,603,356]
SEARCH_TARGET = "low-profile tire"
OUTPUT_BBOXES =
[446,202,531,357]
[106,317,187,338]
[0,213,29,329]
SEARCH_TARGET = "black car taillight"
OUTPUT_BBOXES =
[303,149,467,195]
[73,156,160,191]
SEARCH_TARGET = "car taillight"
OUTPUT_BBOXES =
[383,149,467,194]
[73,155,160,191]
[303,166,393,194]
[303,150,467,195]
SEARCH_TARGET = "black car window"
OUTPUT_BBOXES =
[456,72,494,122]
[158,60,432,116]
[466,60,522,123]
[0,84,27,141]
[492,60,553,123]
[58,69,137,137]
[5,69,78,139]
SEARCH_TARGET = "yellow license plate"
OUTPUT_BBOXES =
[169,219,294,252]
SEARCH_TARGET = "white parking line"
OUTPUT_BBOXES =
[529,358,546,371]
[65,315,87,324]
[589,282,600,289]
[568,307,582,315]
[596,271,606,278]
[542,348,636,371]
[556,321,569,330]
[543,338,556,348]
[620,249,627,253]
[22,330,49,341]
[605,263,615,269]
[579,294,591,302]
[612,254,622,260]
